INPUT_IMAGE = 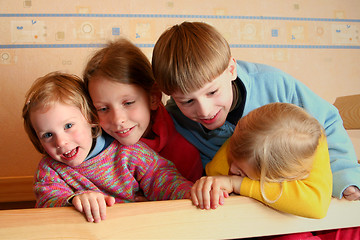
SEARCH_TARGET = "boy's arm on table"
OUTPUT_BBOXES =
[206,137,332,219]
[323,112,360,199]
[291,79,360,199]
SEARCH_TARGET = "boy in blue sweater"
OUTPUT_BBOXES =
[151,21,359,201]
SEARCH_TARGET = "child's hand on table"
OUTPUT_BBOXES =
[343,185,360,201]
[72,191,115,223]
[191,176,243,210]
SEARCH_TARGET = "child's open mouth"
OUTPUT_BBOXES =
[116,126,135,137]
[200,110,220,125]
[62,147,79,159]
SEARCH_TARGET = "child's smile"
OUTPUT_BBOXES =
[199,109,221,126]
[115,125,136,138]
[61,146,79,161]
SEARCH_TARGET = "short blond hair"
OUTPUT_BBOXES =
[228,103,324,203]
[22,72,100,154]
[152,21,231,95]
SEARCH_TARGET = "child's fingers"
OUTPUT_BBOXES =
[201,178,214,210]
[209,178,222,209]
[105,196,116,206]
[72,196,83,213]
[73,192,110,222]
[218,192,224,206]
[191,177,210,209]
[89,197,102,223]
[343,186,360,201]
[81,199,94,222]
[72,194,94,222]
[190,183,200,207]
[218,190,229,206]
[134,195,148,202]
[191,180,204,207]
[202,177,219,209]
[343,186,356,195]
[97,197,108,221]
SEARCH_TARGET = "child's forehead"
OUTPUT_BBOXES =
[31,101,72,114]
[171,85,208,99]
[31,102,89,127]
[171,71,229,99]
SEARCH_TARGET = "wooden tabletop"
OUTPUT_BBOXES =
[0,196,359,239]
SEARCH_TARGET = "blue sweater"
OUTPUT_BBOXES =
[166,60,360,199]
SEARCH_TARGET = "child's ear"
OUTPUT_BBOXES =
[228,57,237,80]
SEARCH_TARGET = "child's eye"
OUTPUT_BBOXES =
[42,132,52,139]
[124,101,135,106]
[97,107,108,112]
[64,123,73,129]
[181,99,193,105]
[208,90,218,96]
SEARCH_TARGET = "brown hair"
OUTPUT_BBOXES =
[228,103,324,203]
[152,21,231,95]
[83,38,158,97]
[22,72,100,154]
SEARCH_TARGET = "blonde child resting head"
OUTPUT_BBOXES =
[83,38,202,182]
[23,72,193,223]
[192,103,326,209]
[228,102,323,202]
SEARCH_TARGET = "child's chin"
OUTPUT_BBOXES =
[116,137,140,146]
[58,157,84,167]
[66,160,83,167]
[201,122,223,131]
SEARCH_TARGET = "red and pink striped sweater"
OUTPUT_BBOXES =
[34,140,193,207]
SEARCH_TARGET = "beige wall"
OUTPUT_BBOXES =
[1,0,359,182]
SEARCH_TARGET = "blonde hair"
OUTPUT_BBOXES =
[22,72,101,154]
[83,38,157,97]
[228,103,323,203]
[152,21,231,95]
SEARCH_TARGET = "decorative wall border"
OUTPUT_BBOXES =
[1,13,359,49]
[1,13,360,22]
[1,44,360,49]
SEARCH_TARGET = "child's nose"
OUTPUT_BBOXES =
[197,100,212,117]
[112,108,127,125]
[55,134,67,149]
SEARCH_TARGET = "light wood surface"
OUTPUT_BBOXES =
[0,196,359,240]
[333,94,360,130]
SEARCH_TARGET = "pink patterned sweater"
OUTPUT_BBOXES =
[34,140,193,207]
